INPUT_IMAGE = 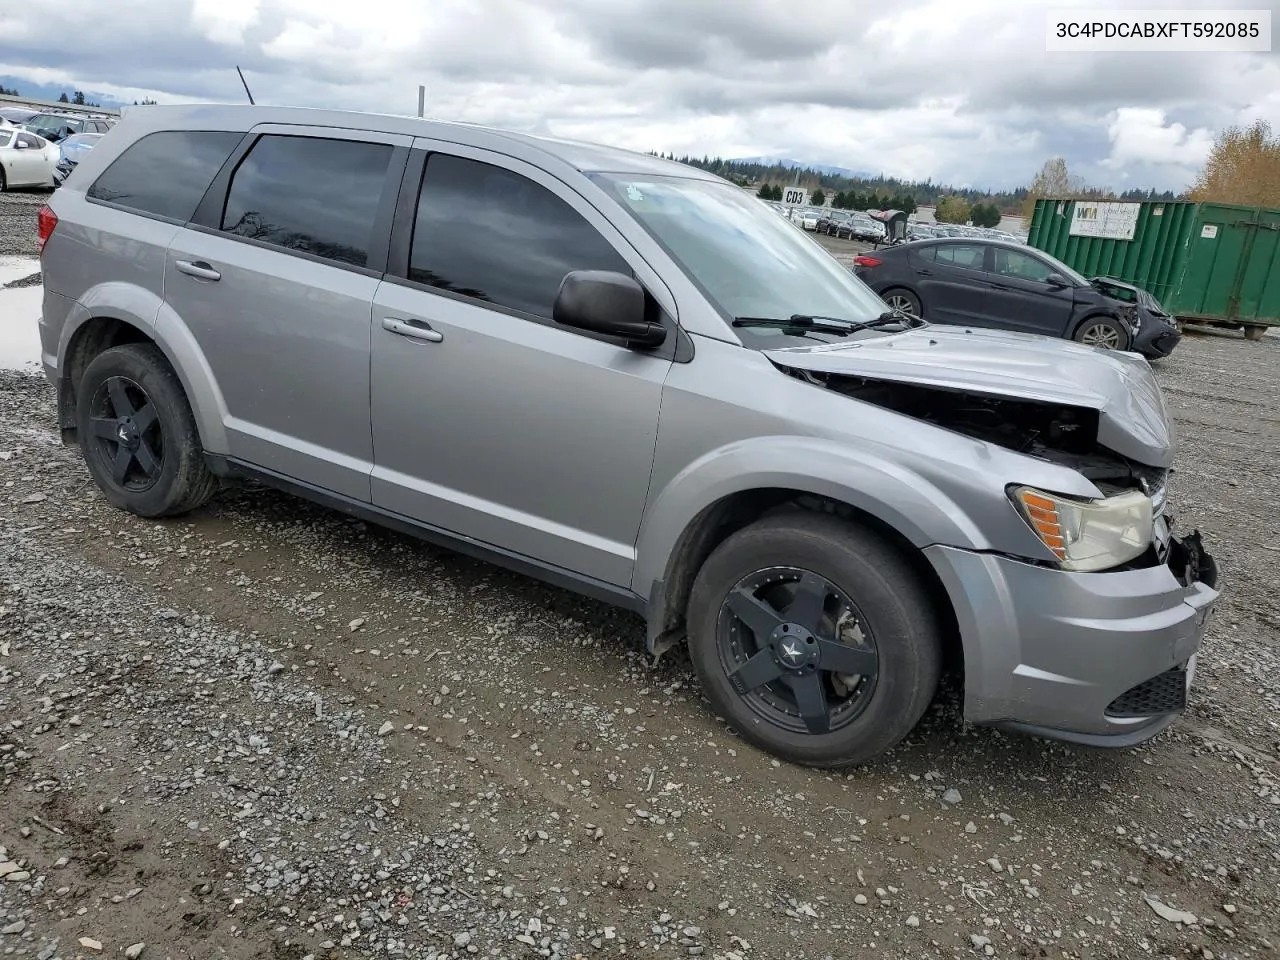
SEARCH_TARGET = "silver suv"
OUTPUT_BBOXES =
[35,105,1219,767]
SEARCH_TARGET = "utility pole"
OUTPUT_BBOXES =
[417,85,425,118]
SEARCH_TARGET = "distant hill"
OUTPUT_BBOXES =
[0,76,125,109]
[730,156,877,180]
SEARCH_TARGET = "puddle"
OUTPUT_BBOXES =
[0,269,43,371]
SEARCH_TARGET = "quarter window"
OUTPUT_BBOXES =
[409,153,630,319]
[221,135,392,268]
[88,130,241,221]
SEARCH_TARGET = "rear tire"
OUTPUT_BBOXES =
[75,343,218,518]
[0,168,7,192]
[1244,325,1268,341]
[881,287,922,318]
[686,512,943,768]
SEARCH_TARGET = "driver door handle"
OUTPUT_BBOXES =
[382,316,444,343]
[175,259,221,281]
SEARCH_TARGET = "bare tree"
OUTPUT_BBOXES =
[1190,120,1280,208]
[1021,158,1088,220]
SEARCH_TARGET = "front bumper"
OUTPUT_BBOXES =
[1132,319,1182,358]
[925,529,1219,746]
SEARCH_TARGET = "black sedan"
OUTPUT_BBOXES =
[853,238,1182,358]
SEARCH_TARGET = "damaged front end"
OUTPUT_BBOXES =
[785,366,1166,501]
[767,328,1217,585]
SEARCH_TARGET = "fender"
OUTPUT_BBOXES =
[631,434,989,601]
[58,284,230,454]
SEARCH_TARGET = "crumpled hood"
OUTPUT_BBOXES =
[764,324,1173,467]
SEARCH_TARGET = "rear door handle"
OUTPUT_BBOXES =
[382,316,444,343]
[917,269,933,276]
[175,259,221,281]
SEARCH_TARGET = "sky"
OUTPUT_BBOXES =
[1,0,1277,193]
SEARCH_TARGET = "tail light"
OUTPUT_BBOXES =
[37,204,57,255]
[853,255,882,268]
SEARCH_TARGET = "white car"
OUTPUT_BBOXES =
[0,128,58,190]
[799,209,822,231]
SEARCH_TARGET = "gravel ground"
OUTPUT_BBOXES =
[0,190,45,259]
[1,248,1278,960]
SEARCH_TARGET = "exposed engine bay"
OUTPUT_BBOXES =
[785,368,1166,498]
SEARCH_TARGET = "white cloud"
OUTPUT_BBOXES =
[191,0,260,46]
[1101,108,1214,169]
[1,0,1275,192]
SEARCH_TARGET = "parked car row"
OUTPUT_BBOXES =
[816,210,886,241]
[908,222,1026,244]
[1,109,111,191]
[1,108,115,141]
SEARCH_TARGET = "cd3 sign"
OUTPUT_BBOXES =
[782,187,809,206]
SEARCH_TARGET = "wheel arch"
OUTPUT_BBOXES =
[635,441,976,673]
[56,302,229,454]
[644,486,963,679]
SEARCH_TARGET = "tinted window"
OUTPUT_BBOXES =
[16,133,43,149]
[992,248,1056,282]
[222,135,392,268]
[409,153,629,318]
[924,243,986,270]
[89,130,241,221]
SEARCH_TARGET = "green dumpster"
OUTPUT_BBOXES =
[1028,198,1280,340]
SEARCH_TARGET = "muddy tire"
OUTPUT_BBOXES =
[1244,325,1268,341]
[686,512,943,768]
[75,343,217,518]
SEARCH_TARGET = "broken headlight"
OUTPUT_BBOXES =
[1010,486,1153,572]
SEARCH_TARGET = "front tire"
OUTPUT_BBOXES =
[686,513,943,768]
[1073,316,1128,350]
[75,343,217,517]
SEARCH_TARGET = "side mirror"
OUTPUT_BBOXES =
[1045,273,1070,288]
[12,140,26,150]
[553,270,666,348]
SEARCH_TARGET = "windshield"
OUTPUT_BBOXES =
[591,173,891,341]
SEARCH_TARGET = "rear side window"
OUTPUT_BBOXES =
[0,132,11,148]
[221,135,392,268]
[88,130,241,221]
[409,153,629,319]
[921,243,987,270]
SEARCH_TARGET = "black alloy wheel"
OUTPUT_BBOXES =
[717,567,879,735]
[86,376,166,492]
